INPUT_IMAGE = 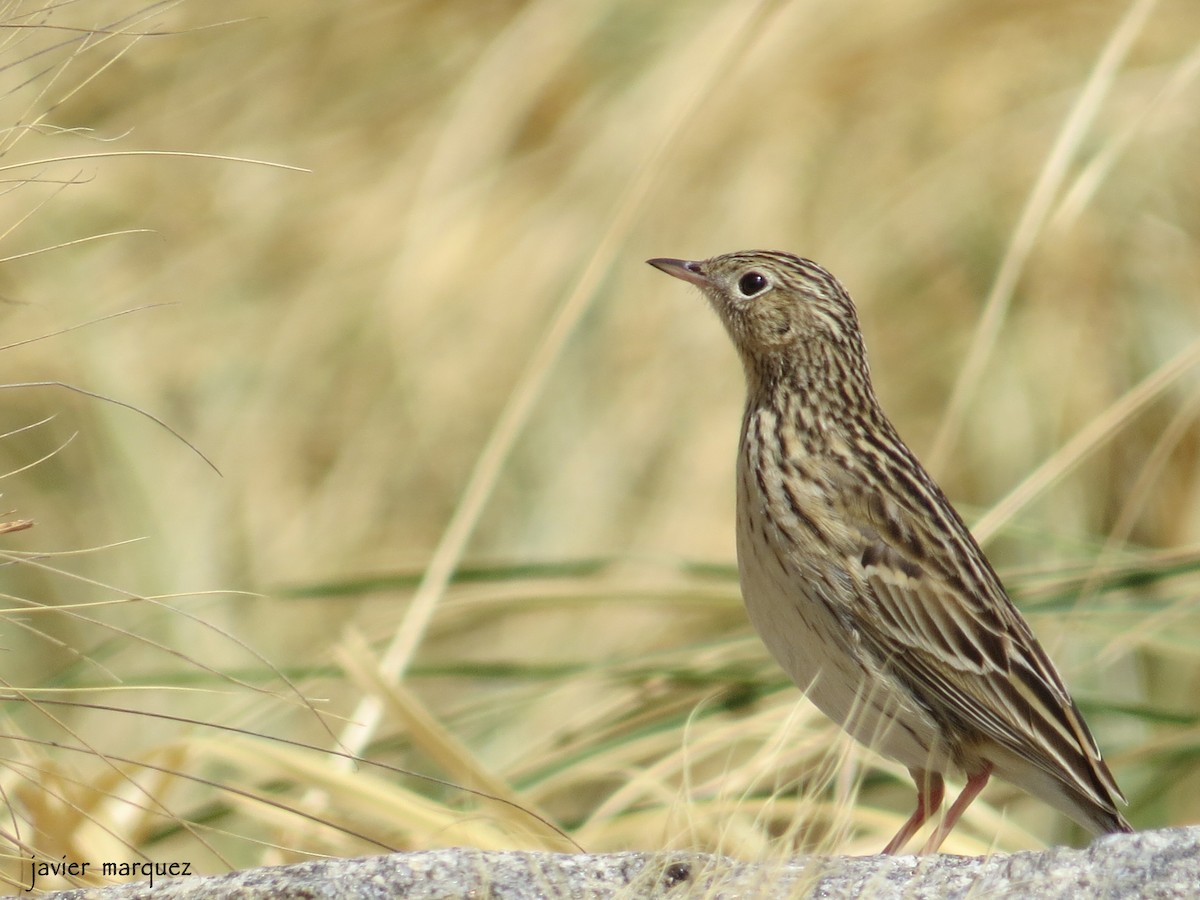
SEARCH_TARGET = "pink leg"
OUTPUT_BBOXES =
[883,769,944,854]
[919,763,994,854]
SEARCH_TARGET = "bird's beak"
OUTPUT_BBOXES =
[647,257,709,288]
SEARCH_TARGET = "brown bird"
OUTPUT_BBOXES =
[648,250,1131,853]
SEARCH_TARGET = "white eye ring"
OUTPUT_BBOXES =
[737,270,770,297]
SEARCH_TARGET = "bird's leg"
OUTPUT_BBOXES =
[883,768,944,854]
[919,762,994,854]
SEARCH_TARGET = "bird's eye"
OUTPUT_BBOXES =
[737,271,769,297]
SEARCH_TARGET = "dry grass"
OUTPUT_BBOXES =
[1,0,1199,890]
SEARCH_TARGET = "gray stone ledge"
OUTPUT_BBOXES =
[39,826,1199,899]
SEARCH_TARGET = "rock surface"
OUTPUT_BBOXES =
[43,827,1198,899]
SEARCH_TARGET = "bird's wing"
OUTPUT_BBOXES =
[842,488,1125,812]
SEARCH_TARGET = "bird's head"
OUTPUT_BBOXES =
[648,250,872,398]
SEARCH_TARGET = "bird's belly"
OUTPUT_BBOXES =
[736,495,943,771]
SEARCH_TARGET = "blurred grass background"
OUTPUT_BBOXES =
[2,0,1200,889]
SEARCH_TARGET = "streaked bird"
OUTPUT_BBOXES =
[648,250,1131,853]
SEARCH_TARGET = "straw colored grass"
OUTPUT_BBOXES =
[1,0,1199,891]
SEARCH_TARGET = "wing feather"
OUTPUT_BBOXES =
[849,511,1125,810]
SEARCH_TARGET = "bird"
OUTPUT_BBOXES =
[647,250,1131,854]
